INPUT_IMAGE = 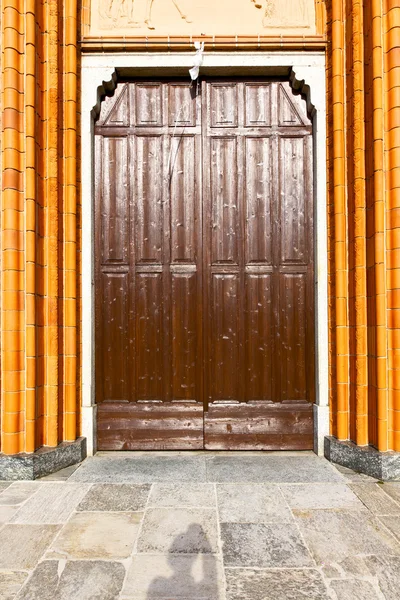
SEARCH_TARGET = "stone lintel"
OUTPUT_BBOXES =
[325,436,400,481]
[0,438,87,481]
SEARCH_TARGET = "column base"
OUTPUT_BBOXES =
[0,437,87,481]
[325,436,400,481]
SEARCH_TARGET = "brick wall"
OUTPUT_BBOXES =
[1,0,79,453]
[1,0,400,454]
[327,0,400,451]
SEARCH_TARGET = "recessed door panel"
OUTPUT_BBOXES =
[245,137,273,264]
[210,137,239,265]
[134,136,163,264]
[171,272,198,401]
[101,273,130,402]
[245,273,273,402]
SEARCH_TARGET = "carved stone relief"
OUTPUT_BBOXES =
[89,0,316,37]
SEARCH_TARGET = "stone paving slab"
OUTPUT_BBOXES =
[321,554,400,600]
[333,464,379,482]
[122,554,226,599]
[379,515,400,541]
[0,453,399,600]
[148,483,216,508]
[206,455,345,483]
[294,508,400,565]
[331,555,374,577]
[40,464,82,481]
[77,484,150,512]
[0,524,60,569]
[0,482,41,506]
[350,483,400,514]
[11,483,91,524]
[220,522,314,568]
[329,579,381,600]
[217,483,293,523]
[225,568,329,600]
[364,555,400,600]
[0,506,18,524]
[0,571,28,600]
[280,483,365,510]
[137,508,219,554]
[16,560,126,600]
[48,512,142,559]
[380,483,400,505]
[70,456,207,483]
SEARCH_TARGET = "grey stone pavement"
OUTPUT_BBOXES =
[1,452,400,599]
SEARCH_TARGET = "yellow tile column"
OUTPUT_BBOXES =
[385,0,400,451]
[348,0,368,446]
[43,0,60,447]
[61,0,78,441]
[371,0,389,452]
[331,0,350,441]
[1,0,80,455]
[1,0,27,454]
[25,0,38,452]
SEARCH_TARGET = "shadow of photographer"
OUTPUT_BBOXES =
[147,523,221,599]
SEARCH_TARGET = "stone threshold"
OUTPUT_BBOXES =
[0,438,86,481]
[325,436,400,481]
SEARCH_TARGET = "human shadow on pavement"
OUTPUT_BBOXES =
[146,523,221,599]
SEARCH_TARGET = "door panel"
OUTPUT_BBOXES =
[204,402,314,450]
[96,82,203,449]
[203,80,314,449]
[210,273,241,402]
[134,136,163,264]
[97,402,204,451]
[101,137,129,264]
[170,136,197,263]
[135,83,163,126]
[245,273,273,401]
[101,273,129,402]
[95,79,314,451]
[280,273,307,402]
[245,137,273,265]
[280,137,307,264]
[171,272,198,401]
[135,273,163,401]
[210,137,239,264]
[244,83,271,127]
[209,83,238,128]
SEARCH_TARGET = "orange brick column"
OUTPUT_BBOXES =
[346,0,368,447]
[0,0,80,459]
[326,0,400,474]
[385,0,400,452]
[1,0,26,454]
[330,0,350,441]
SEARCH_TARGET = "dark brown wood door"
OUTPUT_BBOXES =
[95,79,314,451]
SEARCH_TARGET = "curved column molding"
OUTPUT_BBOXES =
[81,67,118,456]
[289,65,329,456]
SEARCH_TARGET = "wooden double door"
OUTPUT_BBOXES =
[95,79,315,450]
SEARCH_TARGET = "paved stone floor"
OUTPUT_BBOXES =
[1,452,400,599]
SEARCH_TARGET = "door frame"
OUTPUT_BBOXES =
[81,51,328,456]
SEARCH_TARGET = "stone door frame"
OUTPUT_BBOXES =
[81,51,328,455]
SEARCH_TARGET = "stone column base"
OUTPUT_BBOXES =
[0,437,87,481]
[325,436,400,481]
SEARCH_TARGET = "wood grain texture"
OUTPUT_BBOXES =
[95,80,314,451]
[97,402,204,450]
[204,402,314,450]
